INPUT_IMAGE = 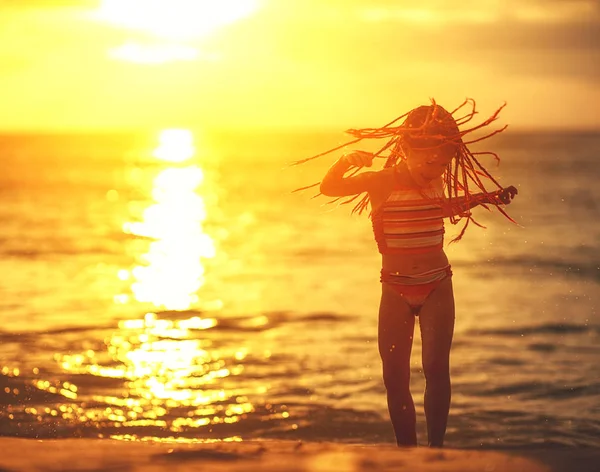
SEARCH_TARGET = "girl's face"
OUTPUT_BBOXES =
[405,142,457,186]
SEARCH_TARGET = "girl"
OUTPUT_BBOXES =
[296,99,518,448]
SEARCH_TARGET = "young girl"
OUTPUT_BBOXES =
[296,99,517,448]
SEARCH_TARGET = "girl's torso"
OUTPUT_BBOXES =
[369,165,449,275]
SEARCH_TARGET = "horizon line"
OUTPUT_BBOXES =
[0,125,599,135]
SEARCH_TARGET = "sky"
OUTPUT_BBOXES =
[0,0,598,131]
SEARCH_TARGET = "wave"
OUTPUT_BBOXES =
[473,380,600,401]
[469,322,598,337]
[0,324,116,343]
[460,255,600,282]
[0,246,124,259]
[0,310,352,342]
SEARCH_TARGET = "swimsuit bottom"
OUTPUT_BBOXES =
[380,265,453,316]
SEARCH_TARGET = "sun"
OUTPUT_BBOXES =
[96,0,260,64]
[97,0,260,41]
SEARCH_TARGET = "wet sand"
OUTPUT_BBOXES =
[1,438,599,472]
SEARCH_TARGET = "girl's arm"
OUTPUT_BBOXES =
[320,151,380,197]
[442,186,518,217]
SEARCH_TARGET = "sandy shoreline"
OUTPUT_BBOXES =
[0,438,599,472]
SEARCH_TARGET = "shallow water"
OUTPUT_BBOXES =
[0,129,599,447]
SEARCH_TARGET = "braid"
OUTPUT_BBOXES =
[293,98,512,240]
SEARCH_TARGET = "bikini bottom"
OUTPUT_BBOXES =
[380,265,453,316]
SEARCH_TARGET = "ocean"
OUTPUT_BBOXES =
[0,129,598,448]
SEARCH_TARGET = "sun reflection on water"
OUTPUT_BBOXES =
[120,129,216,311]
[25,129,265,441]
[54,311,257,436]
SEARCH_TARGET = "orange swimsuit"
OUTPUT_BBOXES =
[372,185,452,315]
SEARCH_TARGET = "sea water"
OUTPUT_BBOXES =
[0,129,598,447]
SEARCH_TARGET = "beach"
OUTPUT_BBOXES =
[3,438,600,472]
[2,0,600,468]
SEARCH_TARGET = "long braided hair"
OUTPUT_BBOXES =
[292,98,515,242]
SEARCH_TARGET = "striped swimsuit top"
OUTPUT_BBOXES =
[371,184,445,255]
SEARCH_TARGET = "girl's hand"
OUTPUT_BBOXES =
[498,185,518,204]
[343,150,374,168]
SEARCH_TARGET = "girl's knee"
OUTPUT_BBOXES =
[422,360,450,381]
[382,363,411,393]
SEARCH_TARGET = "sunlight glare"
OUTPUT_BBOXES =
[121,130,216,311]
[110,42,200,65]
[97,0,260,41]
[125,167,215,310]
[56,312,256,436]
[153,129,196,163]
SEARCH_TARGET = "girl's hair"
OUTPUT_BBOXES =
[293,98,515,242]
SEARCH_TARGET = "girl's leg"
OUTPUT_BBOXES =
[418,276,455,448]
[378,283,417,446]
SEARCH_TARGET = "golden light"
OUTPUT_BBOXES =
[120,129,216,311]
[124,167,215,310]
[14,131,272,442]
[110,42,200,65]
[55,312,257,437]
[96,0,261,41]
[153,129,196,163]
